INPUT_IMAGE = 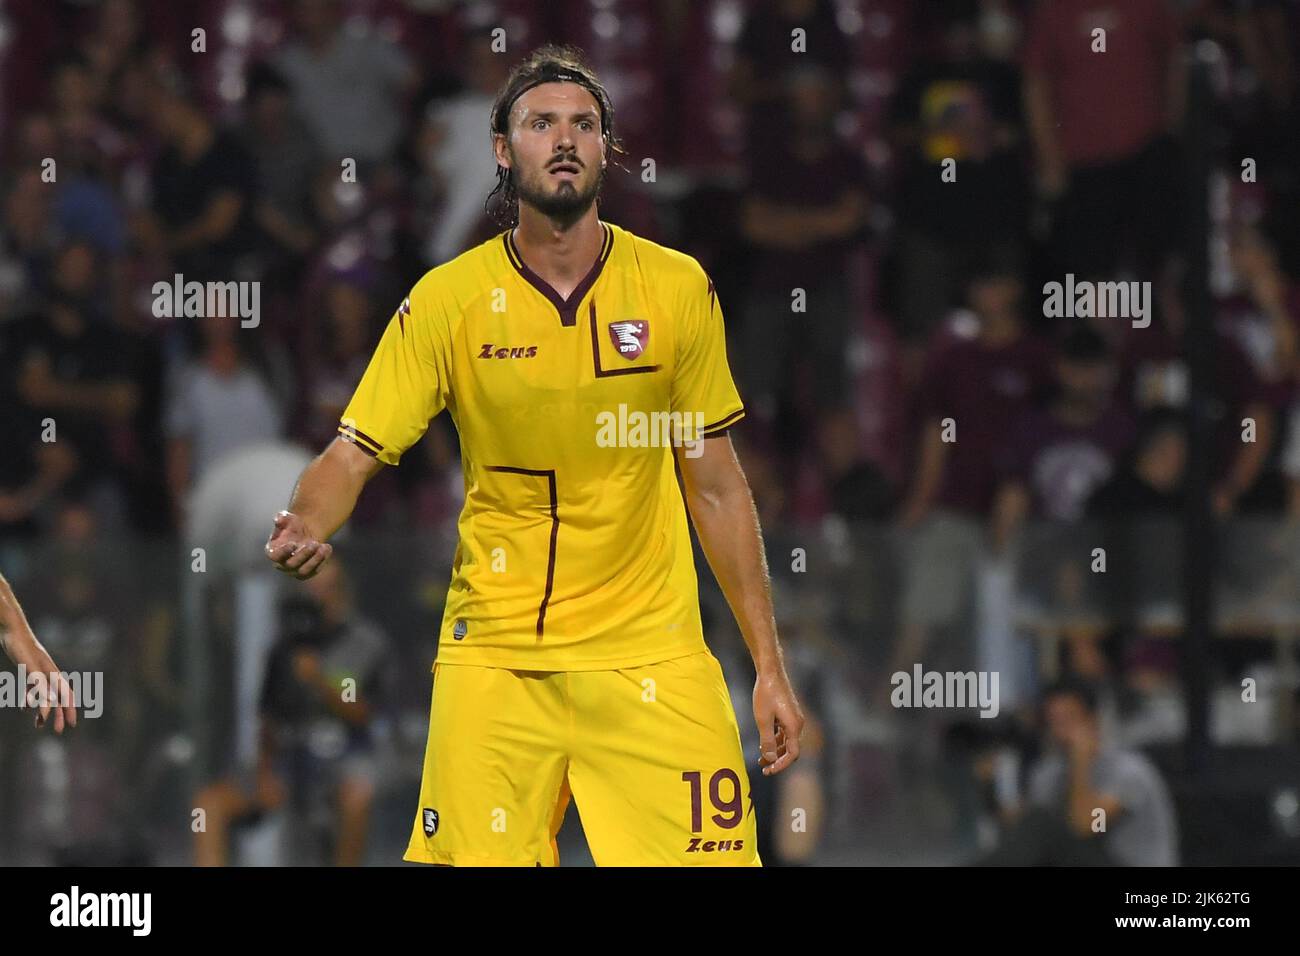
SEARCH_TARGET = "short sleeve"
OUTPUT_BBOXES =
[670,268,745,437]
[338,288,449,465]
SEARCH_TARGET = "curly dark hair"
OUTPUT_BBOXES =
[485,44,627,226]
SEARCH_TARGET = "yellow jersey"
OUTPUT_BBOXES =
[339,221,745,670]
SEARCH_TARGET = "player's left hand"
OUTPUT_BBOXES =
[753,666,804,776]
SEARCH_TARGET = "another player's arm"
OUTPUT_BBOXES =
[0,571,77,732]
[675,437,805,776]
[265,438,384,580]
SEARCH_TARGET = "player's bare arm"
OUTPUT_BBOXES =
[676,434,804,776]
[0,570,77,732]
[264,437,385,580]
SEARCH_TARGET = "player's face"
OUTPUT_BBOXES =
[499,82,606,222]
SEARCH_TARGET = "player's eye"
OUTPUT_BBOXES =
[532,119,548,130]
[579,120,594,131]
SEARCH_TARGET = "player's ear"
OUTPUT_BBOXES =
[492,132,511,168]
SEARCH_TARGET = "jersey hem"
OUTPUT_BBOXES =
[404,843,544,867]
[431,639,710,672]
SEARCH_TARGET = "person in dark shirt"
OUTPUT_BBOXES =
[0,325,79,540]
[1120,262,1279,516]
[1085,410,1188,661]
[738,64,869,427]
[136,68,258,281]
[8,242,140,515]
[888,0,1029,344]
[1087,409,1188,518]
[731,0,851,155]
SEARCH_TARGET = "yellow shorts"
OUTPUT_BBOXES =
[403,650,761,866]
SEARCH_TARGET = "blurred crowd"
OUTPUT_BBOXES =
[2,0,1299,865]
[1,0,1297,542]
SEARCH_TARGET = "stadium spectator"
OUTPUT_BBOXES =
[8,243,140,520]
[298,281,373,450]
[738,63,869,428]
[12,499,138,862]
[887,0,1029,347]
[731,0,851,154]
[415,31,513,266]
[1121,259,1280,515]
[272,0,418,168]
[889,250,1053,683]
[239,61,323,282]
[163,312,286,526]
[992,327,1134,540]
[0,168,60,317]
[1087,409,1188,517]
[48,54,133,183]
[992,328,1134,685]
[979,678,1178,865]
[1024,0,1185,280]
[75,0,150,103]
[137,69,259,281]
[1217,223,1300,404]
[192,558,395,866]
[790,406,896,525]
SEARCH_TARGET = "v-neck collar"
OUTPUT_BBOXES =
[503,222,614,327]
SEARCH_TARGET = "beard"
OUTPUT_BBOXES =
[513,154,604,227]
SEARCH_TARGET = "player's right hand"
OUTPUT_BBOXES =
[264,510,333,580]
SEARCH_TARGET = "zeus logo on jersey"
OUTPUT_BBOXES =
[478,343,539,359]
[608,321,648,360]
[685,838,745,853]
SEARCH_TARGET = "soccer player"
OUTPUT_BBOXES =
[0,570,77,732]
[265,45,805,866]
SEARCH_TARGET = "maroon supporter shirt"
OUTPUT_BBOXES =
[919,331,1055,515]
[1001,405,1137,521]
[1024,0,1179,165]
[746,137,868,291]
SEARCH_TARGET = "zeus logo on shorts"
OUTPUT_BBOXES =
[685,838,745,853]
[423,808,440,836]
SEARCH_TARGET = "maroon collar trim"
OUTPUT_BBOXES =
[503,222,614,327]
